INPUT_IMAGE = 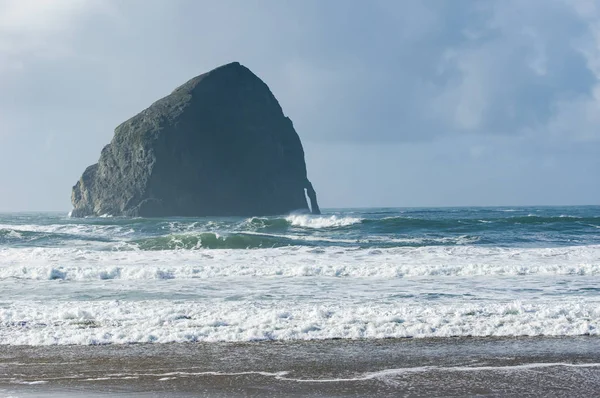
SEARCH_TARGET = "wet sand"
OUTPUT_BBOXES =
[1,336,600,397]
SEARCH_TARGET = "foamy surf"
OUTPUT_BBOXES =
[284,214,362,228]
[1,298,598,345]
[1,206,599,347]
[1,244,599,281]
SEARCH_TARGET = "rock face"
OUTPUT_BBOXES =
[71,62,321,217]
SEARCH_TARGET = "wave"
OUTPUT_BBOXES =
[2,244,599,281]
[362,217,464,230]
[249,215,489,232]
[114,231,482,251]
[0,226,482,250]
[0,228,23,240]
[246,215,363,230]
[245,217,292,230]
[286,215,362,228]
[131,232,295,250]
[241,215,364,232]
[0,228,112,247]
[0,223,134,238]
[2,211,599,252]
[243,232,480,247]
[2,299,598,345]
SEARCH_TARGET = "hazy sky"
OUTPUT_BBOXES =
[1,0,599,211]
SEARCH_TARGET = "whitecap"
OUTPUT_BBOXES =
[1,299,598,345]
[1,244,599,281]
[285,215,362,228]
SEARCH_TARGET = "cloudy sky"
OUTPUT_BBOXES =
[0,0,599,211]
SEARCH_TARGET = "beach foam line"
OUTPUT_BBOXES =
[1,299,598,345]
[23,363,599,384]
[278,362,600,383]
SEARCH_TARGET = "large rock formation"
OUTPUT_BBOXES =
[71,62,321,217]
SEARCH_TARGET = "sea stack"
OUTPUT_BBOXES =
[71,62,321,217]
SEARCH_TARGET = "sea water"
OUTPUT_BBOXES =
[0,206,598,345]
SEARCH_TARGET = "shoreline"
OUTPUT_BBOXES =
[2,336,599,397]
[2,333,600,347]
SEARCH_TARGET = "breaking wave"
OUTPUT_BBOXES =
[131,232,293,250]
[246,215,362,230]
[285,214,362,228]
[2,299,598,345]
[1,244,599,281]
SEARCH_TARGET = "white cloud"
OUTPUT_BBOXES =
[433,48,491,132]
[0,0,116,32]
[547,89,600,142]
[1,0,599,145]
[0,0,116,66]
[0,0,89,32]
[524,28,548,76]
[424,0,600,143]
[543,1,600,142]
[0,0,597,210]
[567,0,599,19]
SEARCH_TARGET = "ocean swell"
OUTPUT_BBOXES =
[131,232,294,250]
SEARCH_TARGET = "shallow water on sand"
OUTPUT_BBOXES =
[1,337,599,397]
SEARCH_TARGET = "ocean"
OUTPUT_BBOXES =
[1,206,600,396]
[1,206,598,345]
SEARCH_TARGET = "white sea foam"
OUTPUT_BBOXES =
[285,215,362,228]
[0,223,134,239]
[11,380,49,385]
[5,230,22,239]
[0,299,597,345]
[1,244,598,281]
[26,363,600,384]
[278,363,600,383]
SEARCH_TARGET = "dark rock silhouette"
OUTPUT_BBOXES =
[71,62,320,217]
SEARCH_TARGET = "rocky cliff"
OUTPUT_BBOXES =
[71,62,320,217]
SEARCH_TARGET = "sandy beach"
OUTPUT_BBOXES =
[1,336,599,397]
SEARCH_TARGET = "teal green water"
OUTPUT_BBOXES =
[1,206,599,250]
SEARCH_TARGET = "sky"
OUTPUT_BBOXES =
[0,0,599,211]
